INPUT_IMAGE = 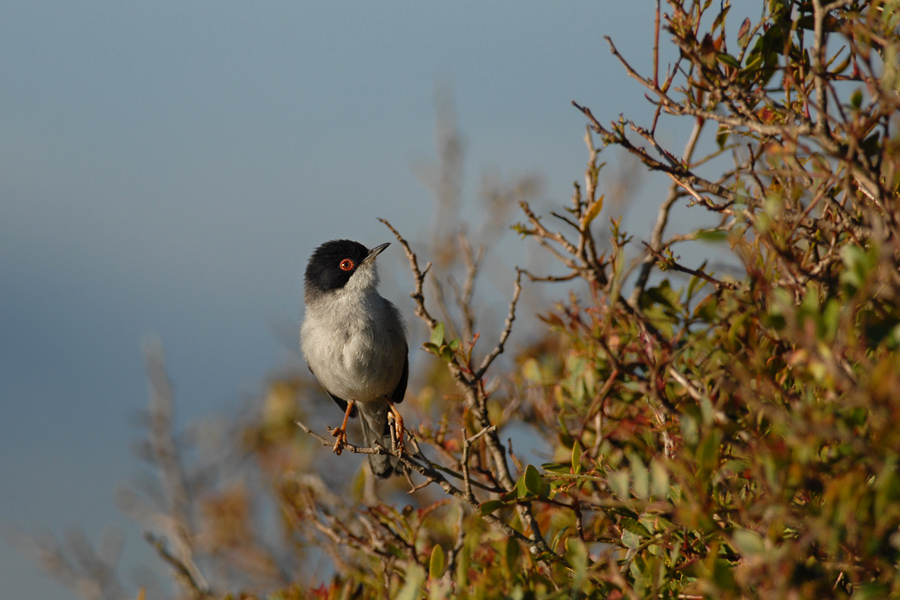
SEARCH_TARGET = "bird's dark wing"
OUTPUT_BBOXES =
[390,351,408,405]
[308,365,357,417]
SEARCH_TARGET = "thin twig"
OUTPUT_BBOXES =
[643,243,739,291]
[295,419,499,493]
[141,342,210,595]
[462,425,497,502]
[630,117,706,305]
[476,269,523,378]
[144,533,213,599]
[572,100,735,206]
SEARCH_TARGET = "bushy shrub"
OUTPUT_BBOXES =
[26,2,900,599]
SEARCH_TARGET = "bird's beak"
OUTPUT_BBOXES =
[363,242,390,265]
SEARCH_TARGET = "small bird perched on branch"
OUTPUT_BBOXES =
[300,239,408,477]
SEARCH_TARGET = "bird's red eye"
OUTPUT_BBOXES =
[339,259,354,271]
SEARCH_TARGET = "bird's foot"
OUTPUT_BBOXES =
[387,404,405,454]
[331,400,356,456]
[331,426,349,455]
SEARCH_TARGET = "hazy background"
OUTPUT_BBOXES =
[0,2,692,597]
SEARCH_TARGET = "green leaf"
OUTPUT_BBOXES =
[696,430,722,472]
[430,322,445,346]
[571,440,583,475]
[694,294,719,323]
[505,537,521,573]
[840,243,876,293]
[500,488,518,503]
[621,528,641,550]
[852,583,891,600]
[607,469,630,499]
[687,270,705,300]
[396,564,425,600]
[550,528,569,554]
[731,529,765,556]
[822,298,840,341]
[681,413,700,447]
[717,52,741,69]
[862,131,881,160]
[620,517,652,539]
[641,280,684,317]
[524,464,544,498]
[542,461,571,474]
[715,126,729,150]
[516,474,529,499]
[696,229,728,243]
[650,458,669,499]
[712,5,730,32]
[479,500,506,516]
[454,535,469,589]
[429,544,445,580]
[630,453,649,499]
[522,358,543,383]
[699,394,714,426]
[565,537,589,587]
[737,17,752,49]
[580,195,604,228]
[711,558,736,590]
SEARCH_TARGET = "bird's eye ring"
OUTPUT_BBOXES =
[339,259,354,271]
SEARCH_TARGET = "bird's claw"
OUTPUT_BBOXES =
[331,399,355,456]
[331,427,349,455]
[387,406,405,454]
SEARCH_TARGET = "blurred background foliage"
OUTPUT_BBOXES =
[23,1,900,598]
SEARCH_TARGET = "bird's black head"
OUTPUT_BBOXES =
[304,239,388,301]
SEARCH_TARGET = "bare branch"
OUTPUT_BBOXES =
[572,100,735,206]
[379,218,439,330]
[144,533,213,599]
[476,268,523,378]
[461,425,497,502]
[140,340,210,596]
[631,117,706,305]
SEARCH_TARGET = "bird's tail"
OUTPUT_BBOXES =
[357,401,400,478]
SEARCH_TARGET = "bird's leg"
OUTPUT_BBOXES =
[387,403,405,453]
[331,400,355,455]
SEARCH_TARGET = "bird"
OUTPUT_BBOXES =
[300,239,408,477]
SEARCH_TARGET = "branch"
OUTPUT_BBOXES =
[294,418,500,494]
[630,117,705,305]
[379,218,438,329]
[642,243,738,291]
[812,0,832,136]
[140,340,210,596]
[476,268,523,378]
[461,425,496,502]
[296,419,548,557]
[572,100,735,207]
[144,533,213,599]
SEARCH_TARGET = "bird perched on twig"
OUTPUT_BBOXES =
[300,239,408,477]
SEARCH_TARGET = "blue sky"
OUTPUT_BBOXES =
[0,2,706,597]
